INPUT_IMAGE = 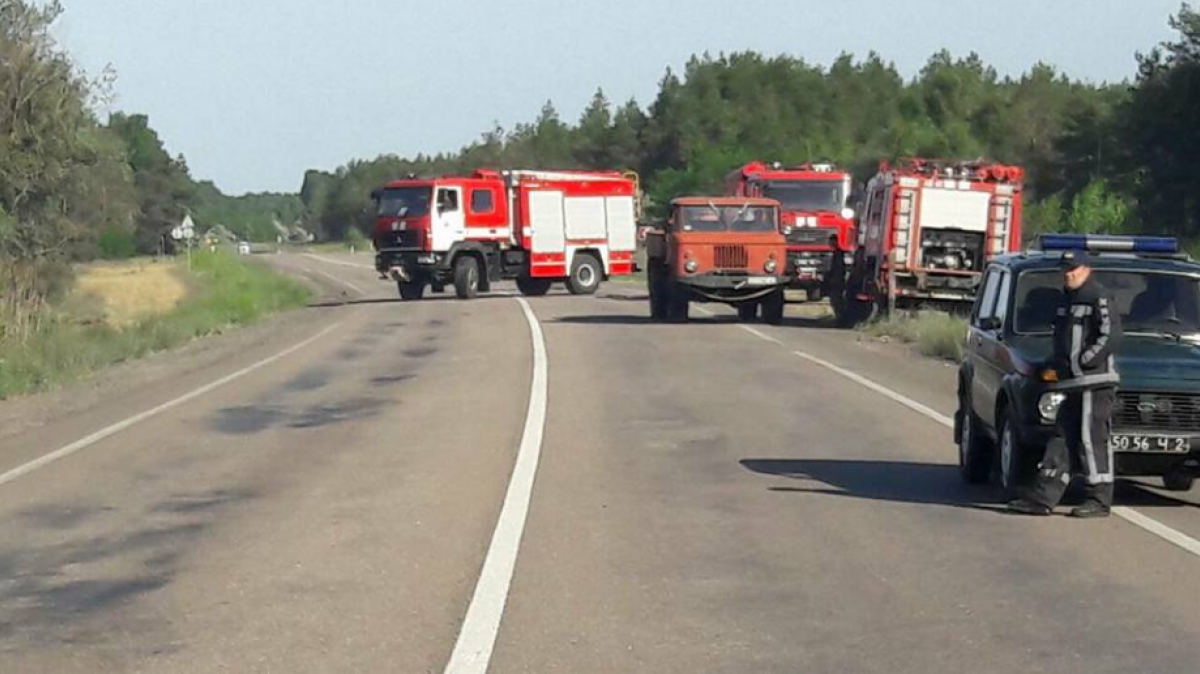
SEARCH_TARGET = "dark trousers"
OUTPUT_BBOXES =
[1027,388,1117,509]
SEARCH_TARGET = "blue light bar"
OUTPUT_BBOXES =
[1039,234,1178,254]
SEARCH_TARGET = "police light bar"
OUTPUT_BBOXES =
[1039,234,1179,254]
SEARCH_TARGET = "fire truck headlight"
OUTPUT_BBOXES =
[841,208,855,220]
[764,258,778,273]
[684,259,699,273]
[1038,392,1067,424]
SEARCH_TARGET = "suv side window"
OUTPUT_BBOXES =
[974,268,1003,326]
[993,269,1012,326]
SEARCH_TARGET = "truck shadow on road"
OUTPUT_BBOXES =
[740,458,1007,514]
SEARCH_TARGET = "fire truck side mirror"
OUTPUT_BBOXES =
[370,189,381,201]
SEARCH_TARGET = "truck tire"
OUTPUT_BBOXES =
[737,302,758,322]
[761,290,785,325]
[567,253,602,296]
[398,279,426,301]
[666,281,690,322]
[648,265,669,320]
[957,398,993,484]
[453,255,480,300]
[516,276,553,297]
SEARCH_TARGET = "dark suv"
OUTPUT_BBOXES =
[956,235,1200,494]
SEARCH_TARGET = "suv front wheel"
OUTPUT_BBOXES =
[997,414,1029,498]
[958,403,993,484]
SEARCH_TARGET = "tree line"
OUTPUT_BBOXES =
[300,4,1199,247]
[1,1,301,339]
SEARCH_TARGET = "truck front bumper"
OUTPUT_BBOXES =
[677,274,788,302]
[376,249,447,278]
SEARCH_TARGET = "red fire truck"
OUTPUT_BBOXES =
[840,158,1024,323]
[371,169,638,300]
[724,161,856,299]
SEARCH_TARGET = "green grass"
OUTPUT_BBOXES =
[863,312,968,361]
[0,251,310,399]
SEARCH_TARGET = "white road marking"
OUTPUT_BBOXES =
[302,252,374,270]
[313,268,365,295]
[1113,507,1200,557]
[0,323,342,488]
[741,321,1200,562]
[445,297,548,674]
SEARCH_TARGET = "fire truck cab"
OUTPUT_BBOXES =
[724,161,855,299]
[841,158,1024,324]
[644,197,789,324]
[372,169,638,300]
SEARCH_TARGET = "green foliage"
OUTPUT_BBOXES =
[0,252,310,398]
[97,229,137,259]
[345,226,368,250]
[193,181,303,242]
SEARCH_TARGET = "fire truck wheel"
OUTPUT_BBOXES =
[453,256,480,300]
[398,279,426,301]
[957,400,993,484]
[761,290,785,325]
[567,253,603,296]
[648,265,669,320]
[737,302,759,322]
[516,277,553,297]
[666,282,690,322]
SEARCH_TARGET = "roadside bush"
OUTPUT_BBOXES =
[0,251,310,399]
[97,229,137,259]
[345,226,368,251]
[864,313,967,361]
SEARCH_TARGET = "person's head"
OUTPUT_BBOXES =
[1061,250,1092,290]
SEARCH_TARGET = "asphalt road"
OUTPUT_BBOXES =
[1,251,1198,673]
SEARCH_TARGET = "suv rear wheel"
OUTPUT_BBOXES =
[454,256,480,300]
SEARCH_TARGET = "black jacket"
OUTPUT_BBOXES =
[1052,275,1122,389]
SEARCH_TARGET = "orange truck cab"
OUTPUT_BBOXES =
[644,197,789,324]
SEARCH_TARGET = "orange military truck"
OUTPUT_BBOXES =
[644,197,789,323]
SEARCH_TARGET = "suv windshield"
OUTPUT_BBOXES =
[1014,269,1200,336]
[377,187,432,217]
[761,180,844,213]
[677,205,777,233]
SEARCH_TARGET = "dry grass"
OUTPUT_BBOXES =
[72,259,189,327]
[863,312,968,361]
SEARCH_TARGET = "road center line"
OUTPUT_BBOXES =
[445,297,549,674]
[739,322,1200,561]
[302,252,374,270]
[312,267,365,295]
[0,322,342,488]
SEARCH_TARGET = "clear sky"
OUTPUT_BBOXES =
[54,0,1183,195]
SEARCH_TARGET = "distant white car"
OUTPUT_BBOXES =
[237,241,252,255]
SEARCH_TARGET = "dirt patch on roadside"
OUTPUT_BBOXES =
[73,261,189,327]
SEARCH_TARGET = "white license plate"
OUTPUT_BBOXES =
[1109,435,1191,454]
[746,277,777,286]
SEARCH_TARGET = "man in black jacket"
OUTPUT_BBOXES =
[1009,250,1123,518]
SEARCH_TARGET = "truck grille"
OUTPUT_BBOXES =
[1114,392,1200,433]
[376,229,424,249]
[714,245,748,269]
[787,228,832,246]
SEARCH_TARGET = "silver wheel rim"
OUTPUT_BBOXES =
[578,263,596,288]
[1001,424,1014,489]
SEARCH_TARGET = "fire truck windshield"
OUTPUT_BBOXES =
[678,205,777,233]
[377,187,432,217]
[761,180,844,213]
